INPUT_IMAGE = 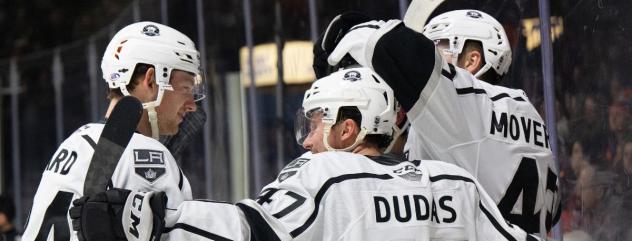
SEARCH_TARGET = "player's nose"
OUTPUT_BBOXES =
[302,138,312,151]
[184,99,196,112]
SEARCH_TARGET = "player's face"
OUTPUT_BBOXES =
[302,114,325,153]
[156,70,197,135]
[301,113,336,154]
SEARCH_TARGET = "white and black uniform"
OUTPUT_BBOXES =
[22,123,192,241]
[161,152,539,241]
[365,22,561,236]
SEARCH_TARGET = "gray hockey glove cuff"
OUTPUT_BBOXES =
[69,188,167,241]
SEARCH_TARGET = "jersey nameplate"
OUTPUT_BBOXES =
[368,190,459,227]
[45,148,78,175]
[489,110,550,149]
[133,149,166,183]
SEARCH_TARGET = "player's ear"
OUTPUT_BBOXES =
[143,67,157,89]
[340,119,359,142]
[462,50,483,74]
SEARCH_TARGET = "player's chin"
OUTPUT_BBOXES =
[160,123,180,136]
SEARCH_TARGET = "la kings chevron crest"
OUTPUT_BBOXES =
[134,149,166,183]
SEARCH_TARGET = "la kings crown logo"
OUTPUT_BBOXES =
[134,149,166,183]
[144,169,157,179]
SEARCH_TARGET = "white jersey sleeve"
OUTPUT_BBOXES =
[363,22,561,236]
[22,123,192,241]
[159,153,539,241]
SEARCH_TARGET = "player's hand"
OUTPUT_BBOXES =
[69,188,168,241]
[313,12,371,78]
[321,14,401,68]
[312,34,333,79]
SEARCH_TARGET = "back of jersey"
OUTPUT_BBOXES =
[406,65,561,236]
[266,152,536,241]
[322,159,481,241]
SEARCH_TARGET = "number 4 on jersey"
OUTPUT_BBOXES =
[498,157,559,234]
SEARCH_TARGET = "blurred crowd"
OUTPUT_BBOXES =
[555,22,632,240]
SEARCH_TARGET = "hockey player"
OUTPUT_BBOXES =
[69,67,540,241]
[316,10,561,237]
[22,21,204,241]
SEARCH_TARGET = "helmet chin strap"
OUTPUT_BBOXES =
[117,86,161,139]
[474,64,492,78]
[116,73,170,141]
[322,123,368,152]
[146,105,160,140]
[384,119,409,153]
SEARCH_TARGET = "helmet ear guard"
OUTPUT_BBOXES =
[422,10,512,80]
[101,22,206,139]
[298,67,397,152]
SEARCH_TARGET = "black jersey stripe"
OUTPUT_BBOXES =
[164,223,233,241]
[236,203,282,241]
[290,173,393,238]
[490,93,526,102]
[490,93,511,101]
[455,87,487,95]
[441,64,457,80]
[429,174,474,183]
[479,202,517,241]
[456,88,526,103]
[81,134,97,149]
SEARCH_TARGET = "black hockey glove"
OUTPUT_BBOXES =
[69,188,168,241]
[313,12,371,78]
[320,13,403,69]
[312,34,334,79]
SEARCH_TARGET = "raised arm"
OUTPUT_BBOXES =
[318,15,440,112]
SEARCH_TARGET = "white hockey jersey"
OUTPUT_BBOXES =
[22,123,192,241]
[161,152,539,241]
[365,22,561,236]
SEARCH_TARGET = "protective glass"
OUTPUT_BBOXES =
[168,69,207,102]
[434,39,459,65]
[294,107,324,145]
[193,69,207,101]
